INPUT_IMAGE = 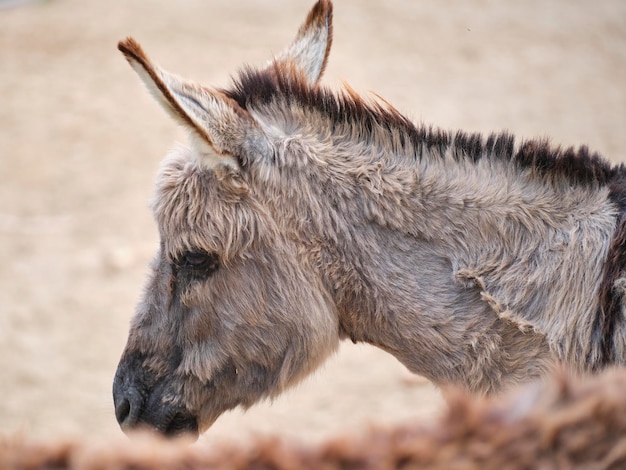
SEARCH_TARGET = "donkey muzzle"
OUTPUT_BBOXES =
[113,359,199,439]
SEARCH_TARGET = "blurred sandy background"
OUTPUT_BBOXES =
[1,0,624,446]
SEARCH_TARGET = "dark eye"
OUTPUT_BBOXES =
[179,251,220,277]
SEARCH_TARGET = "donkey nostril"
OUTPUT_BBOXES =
[115,398,131,425]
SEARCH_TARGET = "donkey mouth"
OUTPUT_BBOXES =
[161,411,199,439]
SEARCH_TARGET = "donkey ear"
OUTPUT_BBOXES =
[274,0,333,85]
[118,37,258,169]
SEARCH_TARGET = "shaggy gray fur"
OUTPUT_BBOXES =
[113,0,624,437]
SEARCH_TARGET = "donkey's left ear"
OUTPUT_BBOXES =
[118,38,263,170]
[273,0,333,85]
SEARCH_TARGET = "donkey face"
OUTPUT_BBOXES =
[113,1,339,438]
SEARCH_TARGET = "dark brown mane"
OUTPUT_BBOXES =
[225,64,626,370]
[224,66,622,190]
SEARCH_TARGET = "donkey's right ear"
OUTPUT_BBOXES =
[118,37,261,170]
[273,0,333,85]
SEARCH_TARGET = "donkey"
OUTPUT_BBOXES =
[113,0,626,438]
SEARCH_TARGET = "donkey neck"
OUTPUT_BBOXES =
[242,77,626,378]
[257,108,618,262]
[230,67,620,247]
[241,73,620,256]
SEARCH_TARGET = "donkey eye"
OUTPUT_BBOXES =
[179,251,220,276]
[184,252,210,267]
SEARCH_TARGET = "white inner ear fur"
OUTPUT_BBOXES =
[127,57,184,124]
[274,20,329,84]
[189,133,240,171]
[123,46,241,172]
[291,26,329,82]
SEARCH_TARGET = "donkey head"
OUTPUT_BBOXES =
[113,1,339,438]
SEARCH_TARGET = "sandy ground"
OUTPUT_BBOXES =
[1,0,625,447]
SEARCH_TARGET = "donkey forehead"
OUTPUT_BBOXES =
[152,149,259,259]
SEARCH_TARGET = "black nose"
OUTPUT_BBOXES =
[113,381,144,430]
[115,396,131,424]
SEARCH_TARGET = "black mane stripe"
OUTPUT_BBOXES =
[225,66,626,367]
[594,170,626,366]
[224,66,621,188]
